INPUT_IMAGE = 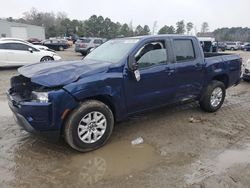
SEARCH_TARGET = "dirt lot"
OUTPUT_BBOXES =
[1,48,250,188]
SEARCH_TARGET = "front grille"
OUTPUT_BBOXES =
[10,75,48,100]
[10,75,33,99]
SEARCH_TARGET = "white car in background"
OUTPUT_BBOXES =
[243,59,250,81]
[0,38,52,51]
[0,40,61,67]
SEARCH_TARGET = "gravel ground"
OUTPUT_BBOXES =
[1,48,250,188]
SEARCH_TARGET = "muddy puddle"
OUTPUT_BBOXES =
[0,100,12,117]
[185,143,250,185]
[1,140,161,187]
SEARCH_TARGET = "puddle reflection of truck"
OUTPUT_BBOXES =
[7,35,242,152]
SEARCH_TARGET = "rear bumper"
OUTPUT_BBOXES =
[75,47,88,53]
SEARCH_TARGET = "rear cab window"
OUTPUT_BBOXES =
[173,39,195,62]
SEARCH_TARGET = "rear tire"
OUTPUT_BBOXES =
[64,100,114,152]
[199,81,226,112]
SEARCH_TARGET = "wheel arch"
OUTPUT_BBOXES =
[40,56,54,62]
[85,95,117,121]
[60,95,117,136]
[212,74,229,88]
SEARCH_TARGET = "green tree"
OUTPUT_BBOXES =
[119,23,132,37]
[158,25,175,34]
[142,25,151,35]
[135,25,144,36]
[176,20,185,34]
[186,22,194,34]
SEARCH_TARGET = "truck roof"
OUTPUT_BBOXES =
[127,34,196,40]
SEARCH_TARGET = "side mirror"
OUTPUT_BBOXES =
[128,56,140,82]
[28,48,33,53]
[128,56,138,71]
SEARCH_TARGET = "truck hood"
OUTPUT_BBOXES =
[18,60,111,87]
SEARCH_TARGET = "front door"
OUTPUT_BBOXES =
[124,39,177,114]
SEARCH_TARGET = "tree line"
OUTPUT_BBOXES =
[5,8,209,39]
[4,8,250,42]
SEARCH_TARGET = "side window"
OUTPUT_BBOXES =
[173,39,195,62]
[135,41,168,69]
[5,43,30,51]
[52,40,59,44]
[94,39,103,44]
[0,44,4,49]
[44,40,51,44]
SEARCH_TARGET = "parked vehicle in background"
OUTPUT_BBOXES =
[0,38,54,52]
[71,34,79,43]
[0,40,61,67]
[27,38,42,45]
[243,59,250,81]
[217,42,226,51]
[242,43,250,51]
[7,35,242,152]
[198,37,217,53]
[225,42,242,50]
[75,37,105,55]
[42,39,69,51]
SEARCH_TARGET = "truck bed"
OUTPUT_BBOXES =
[204,52,231,58]
[204,52,241,88]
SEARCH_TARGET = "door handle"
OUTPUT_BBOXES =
[195,63,203,70]
[165,67,175,75]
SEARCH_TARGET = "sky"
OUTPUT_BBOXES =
[0,0,249,32]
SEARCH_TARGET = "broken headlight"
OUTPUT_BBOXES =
[31,91,49,103]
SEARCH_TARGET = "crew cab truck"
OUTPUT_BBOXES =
[7,35,242,152]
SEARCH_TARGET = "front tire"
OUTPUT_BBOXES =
[40,56,54,62]
[64,100,114,152]
[199,81,226,112]
[59,46,64,51]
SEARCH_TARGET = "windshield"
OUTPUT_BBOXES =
[85,38,139,63]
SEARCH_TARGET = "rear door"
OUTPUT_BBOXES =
[43,40,53,50]
[171,38,205,99]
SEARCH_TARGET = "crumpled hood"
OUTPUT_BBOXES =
[18,59,111,87]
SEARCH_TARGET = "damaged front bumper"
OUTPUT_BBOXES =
[7,74,79,140]
[7,91,60,139]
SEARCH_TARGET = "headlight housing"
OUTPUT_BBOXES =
[31,91,49,103]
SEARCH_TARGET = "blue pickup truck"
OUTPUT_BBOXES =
[7,35,242,152]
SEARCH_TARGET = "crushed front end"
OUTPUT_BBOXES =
[7,75,78,140]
